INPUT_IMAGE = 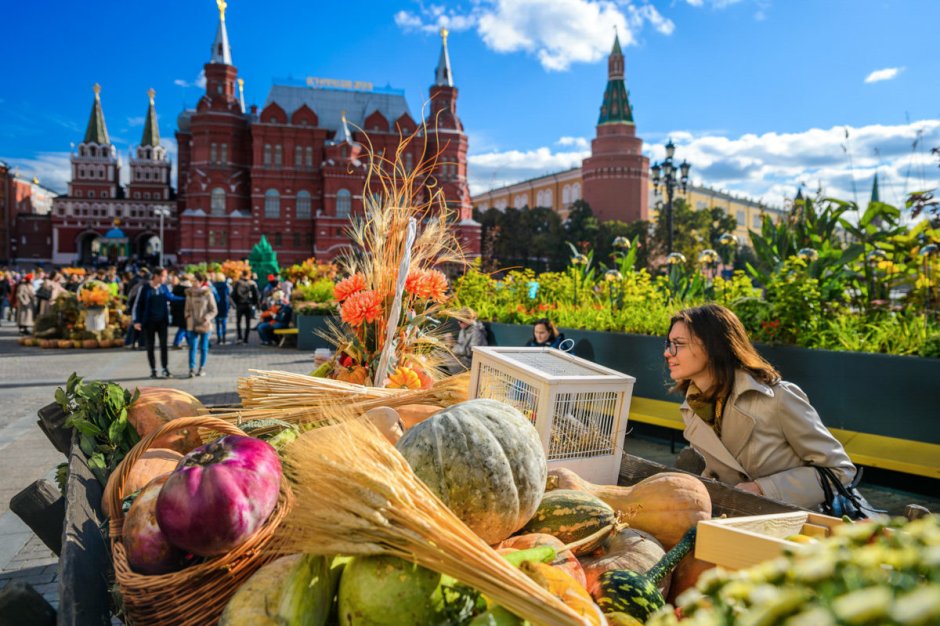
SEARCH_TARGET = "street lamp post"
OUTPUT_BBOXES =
[650,140,691,256]
[153,206,171,267]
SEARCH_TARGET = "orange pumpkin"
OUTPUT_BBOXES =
[397,404,442,430]
[57,339,73,349]
[667,554,716,604]
[499,533,586,588]
[102,448,183,518]
[335,365,369,385]
[82,339,98,349]
[128,388,206,453]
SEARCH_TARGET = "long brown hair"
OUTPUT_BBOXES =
[668,304,779,401]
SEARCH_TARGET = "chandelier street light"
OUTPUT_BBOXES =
[650,139,691,256]
[153,206,171,268]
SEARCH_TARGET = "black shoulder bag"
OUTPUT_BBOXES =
[814,465,885,520]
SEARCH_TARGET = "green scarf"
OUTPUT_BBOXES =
[687,382,725,437]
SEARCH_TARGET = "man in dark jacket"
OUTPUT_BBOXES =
[132,267,184,378]
[231,271,260,344]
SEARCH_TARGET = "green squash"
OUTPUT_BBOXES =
[396,399,547,544]
[519,489,616,555]
[596,526,698,622]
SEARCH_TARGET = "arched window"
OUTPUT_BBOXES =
[211,188,226,215]
[572,183,581,201]
[562,185,571,205]
[274,145,282,166]
[263,144,272,165]
[336,189,351,218]
[404,152,413,173]
[543,189,553,208]
[220,144,228,163]
[296,190,312,219]
[210,143,217,163]
[264,189,280,218]
[305,146,313,168]
[294,145,302,168]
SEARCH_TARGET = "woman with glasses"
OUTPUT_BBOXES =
[666,303,856,509]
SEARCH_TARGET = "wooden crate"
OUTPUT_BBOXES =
[695,511,843,571]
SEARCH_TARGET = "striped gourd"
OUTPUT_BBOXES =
[595,526,697,622]
[519,489,616,555]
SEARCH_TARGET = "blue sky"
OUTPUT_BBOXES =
[1,0,938,208]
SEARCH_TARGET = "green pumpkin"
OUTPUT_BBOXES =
[396,399,547,544]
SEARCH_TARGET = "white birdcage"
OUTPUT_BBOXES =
[468,346,635,485]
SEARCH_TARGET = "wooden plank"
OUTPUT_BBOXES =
[695,511,843,571]
[57,432,112,626]
[9,479,64,556]
[36,402,72,457]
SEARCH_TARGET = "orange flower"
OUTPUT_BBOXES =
[406,269,448,301]
[386,366,422,390]
[334,273,367,302]
[340,290,383,327]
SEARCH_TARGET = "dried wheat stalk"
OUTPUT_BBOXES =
[275,416,586,626]
[237,369,469,410]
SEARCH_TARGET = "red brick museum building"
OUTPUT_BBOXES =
[39,4,477,266]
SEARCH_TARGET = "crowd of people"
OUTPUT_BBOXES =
[1,264,294,379]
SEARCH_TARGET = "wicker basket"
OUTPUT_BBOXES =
[107,416,293,625]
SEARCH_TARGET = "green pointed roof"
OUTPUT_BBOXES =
[869,173,880,204]
[140,89,160,147]
[597,78,633,125]
[612,32,622,56]
[83,83,110,145]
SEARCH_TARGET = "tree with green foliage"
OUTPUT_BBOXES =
[651,198,738,269]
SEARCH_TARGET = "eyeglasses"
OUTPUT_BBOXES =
[663,339,688,357]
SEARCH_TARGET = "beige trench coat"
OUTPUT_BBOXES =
[185,285,218,334]
[680,369,856,509]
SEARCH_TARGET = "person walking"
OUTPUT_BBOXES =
[170,273,191,350]
[131,267,183,379]
[15,274,36,335]
[212,271,231,345]
[185,271,218,377]
[231,270,260,344]
[0,271,11,327]
[124,268,150,348]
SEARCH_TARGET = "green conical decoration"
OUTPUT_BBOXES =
[248,235,280,282]
[597,35,633,126]
[869,173,880,204]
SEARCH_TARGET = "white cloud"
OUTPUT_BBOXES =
[395,0,674,72]
[468,120,940,209]
[127,116,145,127]
[557,136,590,149]
[864,67,903,84]
[0,152,72,194]
[173,69,207,89]
[468,145,590,194]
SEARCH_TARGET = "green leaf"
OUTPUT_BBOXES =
[107,419,126,442]
[71,419,103,437]
[79,436,95,458]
